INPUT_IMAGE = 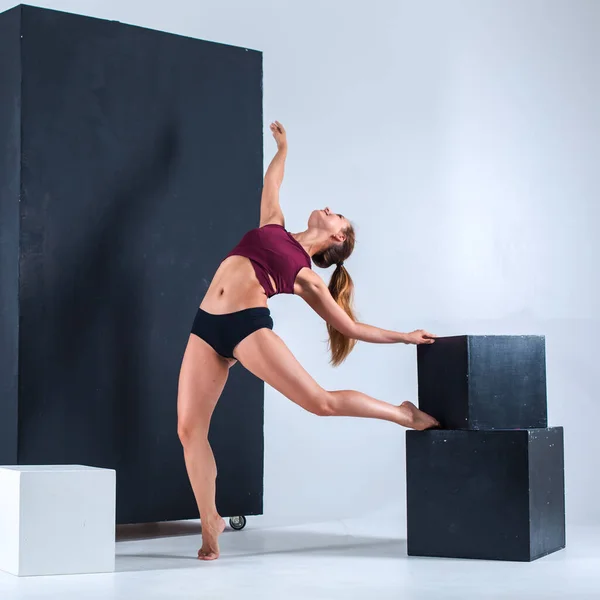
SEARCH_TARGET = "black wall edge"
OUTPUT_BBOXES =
[0,5,22,465]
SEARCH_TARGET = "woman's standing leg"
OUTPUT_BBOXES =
[177,334,233,560]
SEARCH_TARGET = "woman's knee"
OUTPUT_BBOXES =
[177,420,193,446]
[177,417,208,447]
[307,390,337,417]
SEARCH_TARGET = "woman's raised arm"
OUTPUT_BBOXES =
[259,121,287,227]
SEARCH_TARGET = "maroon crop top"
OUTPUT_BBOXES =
[225,224,312,298]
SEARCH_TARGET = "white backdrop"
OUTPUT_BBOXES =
[3,0,598,529]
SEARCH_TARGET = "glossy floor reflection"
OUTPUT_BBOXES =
[0,516,597,599]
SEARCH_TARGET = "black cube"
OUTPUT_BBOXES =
[406,427,565,562]
[417,335,547,430]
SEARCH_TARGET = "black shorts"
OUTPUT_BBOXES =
[190,307,274,359]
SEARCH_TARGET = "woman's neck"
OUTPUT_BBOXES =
[290,229,330,257]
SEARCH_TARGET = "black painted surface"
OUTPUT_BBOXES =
[528,428,566,560]
[406,428,565,561]
[417,335,547,430]
[0,6,21,466]
[1,5,264,524]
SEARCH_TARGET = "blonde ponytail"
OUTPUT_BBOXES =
[327,263,357,366]
[312,223,357,366]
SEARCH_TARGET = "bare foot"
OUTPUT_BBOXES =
[198,515,226,561]
[399,401,440,430]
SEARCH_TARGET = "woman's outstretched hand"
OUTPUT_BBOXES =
[404,330,437,345]
[270,120,287,150]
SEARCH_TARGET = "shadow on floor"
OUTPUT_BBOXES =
[115,527,408,572]
[116,520,200,542]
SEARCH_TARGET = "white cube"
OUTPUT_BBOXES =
[0,465,116,577]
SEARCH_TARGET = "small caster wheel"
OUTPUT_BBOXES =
[229,516,247,531]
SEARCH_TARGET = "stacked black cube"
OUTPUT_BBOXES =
[406,335,566,561]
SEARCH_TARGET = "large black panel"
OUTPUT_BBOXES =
[417,335,547,430]
[1,5,264,524]
[406,428,565,561]
[0,6,21,466]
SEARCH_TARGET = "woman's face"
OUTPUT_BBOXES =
[308,207,348,240]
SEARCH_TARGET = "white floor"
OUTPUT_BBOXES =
[0,516,598,599]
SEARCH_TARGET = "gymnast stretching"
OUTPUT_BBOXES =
[177,121,439,560]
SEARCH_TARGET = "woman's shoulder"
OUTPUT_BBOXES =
[294,265,320,287]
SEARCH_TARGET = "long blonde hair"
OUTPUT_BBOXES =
[312,223,357,366]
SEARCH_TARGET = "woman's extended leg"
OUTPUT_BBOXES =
[177,334,233,561]
[233,329,439,429]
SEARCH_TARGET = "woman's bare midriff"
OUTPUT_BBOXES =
[199,256,274,314]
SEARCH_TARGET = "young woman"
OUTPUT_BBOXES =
[177,121,439,561]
